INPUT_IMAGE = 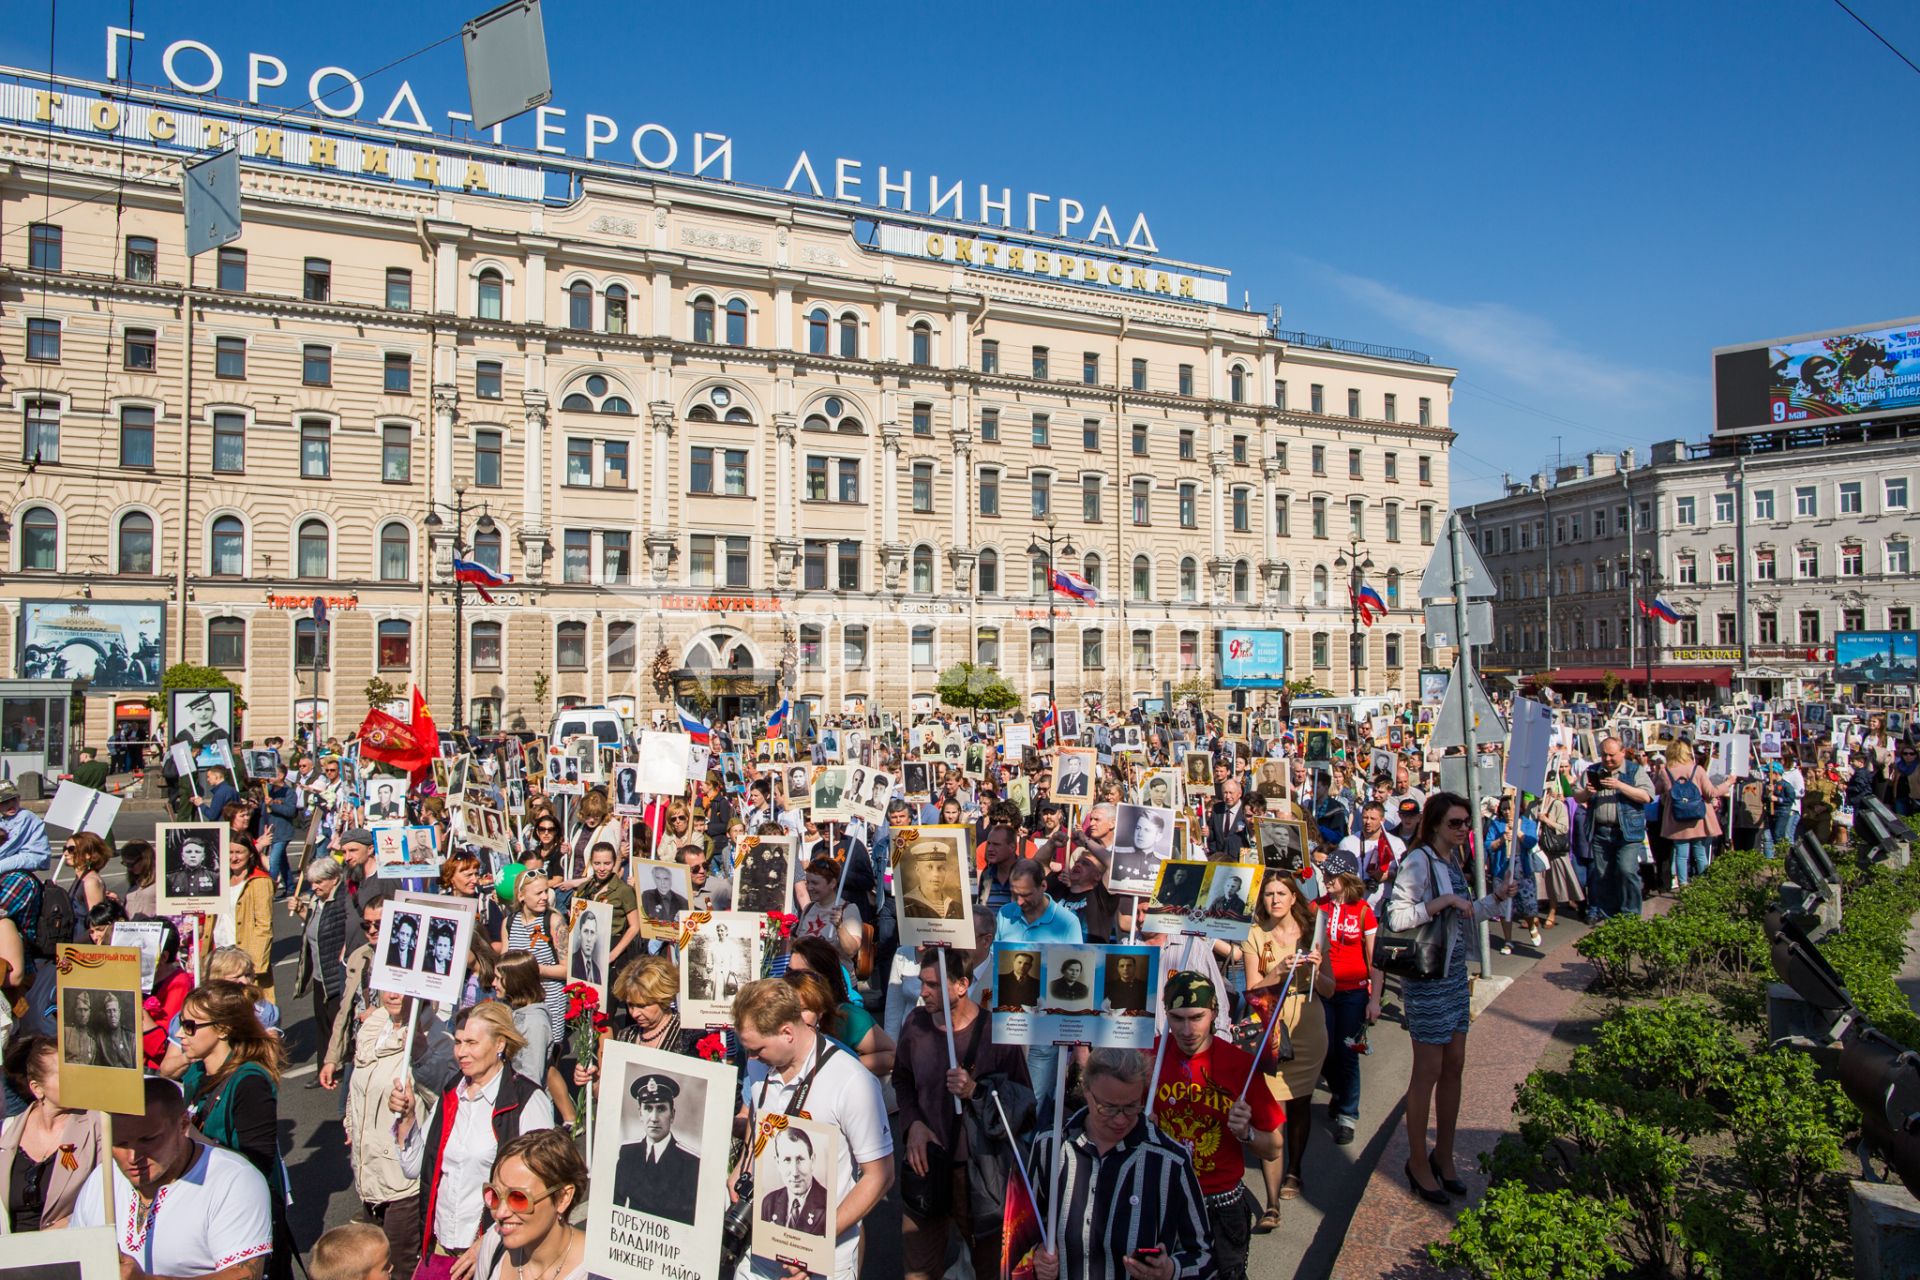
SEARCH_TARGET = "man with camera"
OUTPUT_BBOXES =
[1567,736,1654,921]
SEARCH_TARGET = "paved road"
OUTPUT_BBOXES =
[67,801,1584,1278]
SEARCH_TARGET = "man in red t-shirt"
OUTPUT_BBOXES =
[1145,973,1282,1279]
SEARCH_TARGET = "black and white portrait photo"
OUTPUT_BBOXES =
[681,912,761,1026]
[248,749,280,779]
[155,822,228,914]
[1054,748,1095,803]
[1044,950,1096,1012]
[637,861,691,933]
[1184,750,1214,787]
[1150,860,1207,913]
[1136,769,1181,810]
[611,1071,703,1224]
[733,835,796,915]
[167,688,231,765]
[1203,865,1254,921]
[569,898,612,992]
[1108,803,1176,896]
[1258,816,1309,874]
[612,763,644,814]
[59,988,137,1070]
[995,948,1042,1009]
[383,912,422,969]
[901,761,930,799]
[370,900,473,1006]
[1102,951,1152,1013]
[365,777,405,821]
[809,767,849,821]
[751,1113,840,1279]
[424,919,459,977]
[845,768,893,826]
[1058,709,1081,742]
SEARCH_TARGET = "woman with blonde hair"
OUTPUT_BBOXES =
[571,954,699,1100]
[1242,870,1335,1229]
[178,978,295,1279]
[1652,739,1727,888]
[395,1001,554,1278]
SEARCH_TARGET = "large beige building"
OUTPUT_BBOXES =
[0,63,1455,747]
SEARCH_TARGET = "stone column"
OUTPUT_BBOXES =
[1209,451,1229,601]
[772,414,799,588]
[433,385,458,510]
[1261,455,1283,603]
[519,392,548,581]
[645,402,676,583]
[880,424,905,591]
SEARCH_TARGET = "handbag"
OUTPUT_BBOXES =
[1373,849,1449,981]
[898,1015,989,1220]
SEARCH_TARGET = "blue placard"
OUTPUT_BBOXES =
[1219,629,1288,688]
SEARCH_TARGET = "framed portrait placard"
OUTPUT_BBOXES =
[1140,861,1262,942]
[587,1041,736,1280]
[55,945,144,1115]
[733,833,798,916]
[375,825,441,879]
[369,898,473,1006]
[1134,768,1183,810]
[988,941,1159,1048]
[634,858,693,941]
[611,761,645,816]
[1053,748,1097,809]
[842,765,895,827]
[750,1112,840,1280]
[0,1225,120,1276]
[153,822,230,915]
[109,921,166,993]
[567,898,614,1002]
[636,731,693,796]
[809,766,850,822]
[679,911,763,1028]
[1107,803,1177,897]
[891,825,975,951]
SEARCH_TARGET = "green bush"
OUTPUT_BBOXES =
[1428,1183,1631,1280]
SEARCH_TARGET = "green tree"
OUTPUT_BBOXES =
[935,662,1019,713]
[363,677,404,711]
[146,663,246,716]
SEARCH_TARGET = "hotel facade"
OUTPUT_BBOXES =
[0,60,1455,745]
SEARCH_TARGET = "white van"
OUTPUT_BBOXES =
[548,705,630,748]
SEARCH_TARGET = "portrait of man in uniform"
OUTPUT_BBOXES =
[612,1073,701,1225]
[899,840,964,920]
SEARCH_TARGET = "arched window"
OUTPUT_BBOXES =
[1233,559,1251,603]
[1229,366,1246,403]
[910,321,932,367]
[472,527,503,573]
[912,546,934,594]
[725,407,753,424]
[1312,565,1329,607]
[1179,556,1198,602]
[207,617,246,668]
[604,283,628,334]
[377,620,412,670]
[807,308,829,355]
[561,374,632,415]
[556,621,587,670]
[1132,555,1152,602]
[567,280,592,331]
[838,313,859,358]
[117,512,153,574]
[1081,552,1102,592]
[1385,569,1401,607]
[470,621,503,670]
[19,506,57,571]
[692,295,715,344]
[724,298,748,347]
[477,268,503,320]
[210,515,245,576]
[297,519,330,579]
[977,548,999,595]
[378,522,411,581]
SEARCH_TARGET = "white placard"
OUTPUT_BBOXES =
[369,897,473,1006]
[636,731,693,796]
[1505,697,1557,797]
[45,781,121,837]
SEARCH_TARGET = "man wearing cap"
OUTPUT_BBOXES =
[1148,973,1282,1273]
[0,779,51,874]
[899,840,964,920]
[612,1073,701,1224]
[172,690,229,755]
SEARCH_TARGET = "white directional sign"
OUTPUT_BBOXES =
[1424,601,1495,650]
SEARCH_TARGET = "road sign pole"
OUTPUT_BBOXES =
[1448,512,1493,979]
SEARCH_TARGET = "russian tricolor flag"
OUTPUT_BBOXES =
[1640,598,1682,624]
[677,705,711,744]
[1355,583,1387,626]
[1039,702,1057,747]
[1048,569,1100,604]
[452,558,511,604]
[766,699,789,739]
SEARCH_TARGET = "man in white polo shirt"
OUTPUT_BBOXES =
[732,978,894,1280]
[73,1076,272,1280]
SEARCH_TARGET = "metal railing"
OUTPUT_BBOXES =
[1271,329,1433,366]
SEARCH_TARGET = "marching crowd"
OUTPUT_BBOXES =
[0,688,1911,1280]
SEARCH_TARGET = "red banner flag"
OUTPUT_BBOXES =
[1000,1164,1043,1280]
[356,707,434,773]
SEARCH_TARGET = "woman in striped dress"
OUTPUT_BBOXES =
[499,868,572,1120]
[1386,791,1516,1205]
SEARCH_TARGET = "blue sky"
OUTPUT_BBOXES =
[7,0,1918,503]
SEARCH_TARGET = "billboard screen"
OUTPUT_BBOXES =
[18,600,166,690]
[1218,629,1288,688]
[1715,318,1920,434]
[1835,630,1919,685]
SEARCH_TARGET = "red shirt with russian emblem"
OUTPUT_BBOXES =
[1145,1035,1282,1195]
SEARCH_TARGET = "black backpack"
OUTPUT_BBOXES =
[2,872,76,960]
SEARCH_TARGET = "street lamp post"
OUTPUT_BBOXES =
[423,487,497,736]
[1334,539,1375,698]
[1634,552,1659,708]
[1026,514,1076,718]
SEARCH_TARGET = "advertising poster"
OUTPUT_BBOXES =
[56,945,144,1114]
[1140,861,1262,941]
[988,942,1159,1047]
[19,600,164,690]
[1218,629,1288,688]
[587,1040,735,1280]
[750,1112,840,1280]
[1768,322,1920,427]
[369,898,473,1006]
[1836,630,1920,685]
[891,825,975,950]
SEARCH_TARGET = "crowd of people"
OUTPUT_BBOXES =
[0,683,1909,1280]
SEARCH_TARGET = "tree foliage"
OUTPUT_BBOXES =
[146,663,246,715]
[935,662,1019,712]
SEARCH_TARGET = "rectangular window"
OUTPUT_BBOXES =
[1133,480,1151,526]
[912,403,932,436]
[1349,498,1365,539]
[382,425,412,482]
[1892,606,1914,630]
[1131,423,1149,456]
[1309,384,1324,414]
[217,246,246,292]
[837,458,860,503]
[1275,379,1288,410]
[303,258,332,302]
[28,224,62,271]
[979,468,999,517]
[980,407,999,442]
[1674,495,1696,525]
[1348,448,1363,479]
[1312,497,1328,539]
[979,340,998,374]
[124,327,157,371]
[912,462,933,513]
[689,536,716,587]
[1714,492,1734,522]
[302,345,331,386]
[1889,541,1912,575]
[1795,485,1817,518]
[1420,505,1435,544]
[1232,488,1249,532]
[1798,610,1822,644]
[723,449,748,496]
[1384,504,1400,542]
[1713,551,1734,584]
[843,625,868,669]
[1082,352,1099,384]
[1418,397,1432,426]
[911,627,935,668]
[1032,347,1049,379]
[1717,613,1738,644]
[1753,488,1775,520]
[1031,413,1050,448]
[1274,442,1289,472]
[1082,418,1100,452]
[800,625,824,668]
[300,418,331,478]
[1383,393,1397,423]
[803,540,828,590]
[1676,553,1697,584]
[1179,484,1197,528]
[1754,548,1775,580]
[212,412,246,473]
[556,625,587,670]
[1678,617,1699,645]
[215,336,246,379]
[1031,473,1051,519]
[725,536,749,588]
[697,448,721,496]
[1841,544,1863,577]
[475,360,502,400]
[604,441,630,488]
[471,624,502,670]
[1178,429,1194,461]
[1082,629,1104,670]
[386,268,412,311]
[118,406,154,469]
[1082,476,1101,523]
[1132,630,1153,672]
[1312,445,1326,475]
[474,429,502,488]
[1887,477,1910,511]
[1131,358,1147,391]
[567,438,593,486]
[1843,608,1866,634]
[207,619,246,669]
[25,318,58,362]
[837,541,861,591]
[383,353,412,394]
[1233,434,1248,465]
[975,627,999,666]
[1839,481,1863,514]
[1274,495,1289,536]
[563,530,590,583]
[1384,451,1398,482]
[1178,364,1194,396]
[1797,546,1818,577]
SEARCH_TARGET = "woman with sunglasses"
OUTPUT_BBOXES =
[1387,791,1516,1205]
[60,833,110,939]
[469,1129,589,1280]
[346,987,424,1280]
[0,1034,101,1230]
[177,978,295,1279]
[114,838,159,917]
[395,1002,554,1279]
[214,833,277,1002]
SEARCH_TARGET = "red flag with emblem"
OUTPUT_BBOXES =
[356,707,433,774]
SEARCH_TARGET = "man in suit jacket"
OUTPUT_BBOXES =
[612,1075,701,1225]
[1206,778,1250,860]
[639,865,689,923]
[759,1129,829,1235]
[997,951,1041,1007]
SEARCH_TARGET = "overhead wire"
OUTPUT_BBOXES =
[1830,0,1920,78]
